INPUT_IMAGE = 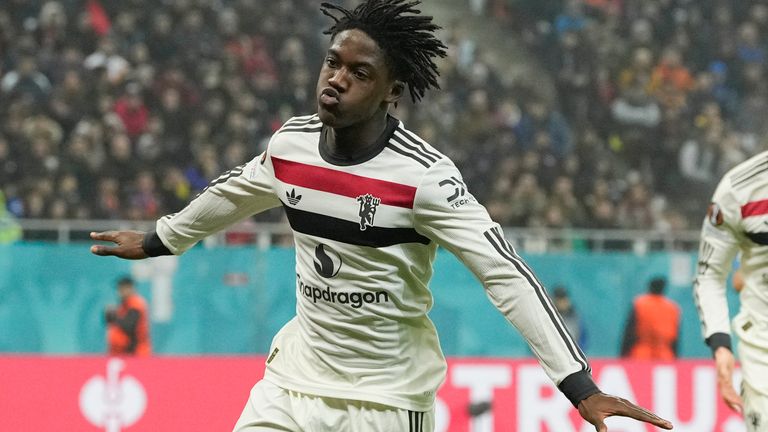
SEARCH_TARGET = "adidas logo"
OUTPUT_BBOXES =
[286,188,302,206]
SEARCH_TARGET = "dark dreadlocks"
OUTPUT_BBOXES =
[320,0,447,103]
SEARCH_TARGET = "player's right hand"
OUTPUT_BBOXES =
[90,230,149,260]
[714,346,743,414]
[577,392,673,431]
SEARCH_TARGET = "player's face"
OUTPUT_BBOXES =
[316,29,401,128]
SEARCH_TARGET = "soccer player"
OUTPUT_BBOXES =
[90,1,672,430]
[694,150,768,431]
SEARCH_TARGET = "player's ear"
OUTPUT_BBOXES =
[385,80,405,105]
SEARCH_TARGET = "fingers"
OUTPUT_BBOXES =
[722,391,743,414]
[90,230,148,260]
[725,400,743,415]
[581,393,674,431]
[718,378,743,414]
[90,231,118,242]
[90,231,119,256]
[615,398,674,430]
[90,244,118,256]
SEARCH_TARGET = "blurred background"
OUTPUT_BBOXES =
[0,0,757,430]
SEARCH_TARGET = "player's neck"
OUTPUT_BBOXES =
[326,113,389,159]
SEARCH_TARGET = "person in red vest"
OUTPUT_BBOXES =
[106,276,151,356]
[620,276,681,360]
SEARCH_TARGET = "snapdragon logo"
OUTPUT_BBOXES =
[313,243,342,278]
[297,274,390,309]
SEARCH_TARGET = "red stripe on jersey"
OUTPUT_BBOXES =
[272,157,416,208]
[741,199,768,217]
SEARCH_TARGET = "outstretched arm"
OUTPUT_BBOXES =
[91,151,282,259]
[413,159,673,430]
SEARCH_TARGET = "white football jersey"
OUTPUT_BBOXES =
[156,114,592,411]
[694,150,768,354]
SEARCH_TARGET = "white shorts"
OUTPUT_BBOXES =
[737,332,768,432]
[233,379,434,432]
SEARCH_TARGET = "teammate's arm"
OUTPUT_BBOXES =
[693,181,743,414]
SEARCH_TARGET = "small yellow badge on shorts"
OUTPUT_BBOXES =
[742,321,753,332]
[266,347,280,364]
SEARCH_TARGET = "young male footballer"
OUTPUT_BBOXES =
[694,150,768,432]
[91,1,673,430]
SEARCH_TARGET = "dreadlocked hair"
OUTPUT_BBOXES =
[320,0,447,103]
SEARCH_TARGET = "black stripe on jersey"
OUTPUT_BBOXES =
[277,125,323,134]
[397,128,442,161]
[746,231,768,245]
[731,156,768,186]
[484,227,589,371]
[386,141,431,168]
[283,205,430,248]
[387,133,440,168]
[187,165,245,202]
[283,115,320,127]
[202,165,245,191]
[392,133,438,163]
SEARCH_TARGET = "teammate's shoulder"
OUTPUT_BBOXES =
[275,114,323,135]
[385,120,447,170]
[727,151,768,189]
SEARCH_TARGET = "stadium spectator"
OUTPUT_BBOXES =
[113,83,149,139]
[0,190,22,244]
[620,277,681,360]
[105,276,151,356]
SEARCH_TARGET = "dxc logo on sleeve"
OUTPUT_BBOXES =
[439,177,475,209]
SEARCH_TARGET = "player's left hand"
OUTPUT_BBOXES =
[578,392,673,431]
[90,230,148,260]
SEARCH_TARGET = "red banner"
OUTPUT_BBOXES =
[0,357,745,431]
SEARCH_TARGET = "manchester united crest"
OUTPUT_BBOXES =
[356,193,381,231]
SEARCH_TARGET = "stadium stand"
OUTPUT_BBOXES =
[1,0,765,234]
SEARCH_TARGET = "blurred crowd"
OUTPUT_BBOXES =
[462,0,768,230]
[1,0,324,222]
[2,0,764,232]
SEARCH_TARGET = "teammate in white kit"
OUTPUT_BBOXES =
[90,1,672,431]
[694,151,768,431]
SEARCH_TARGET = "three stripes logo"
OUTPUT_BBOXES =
[286,189,302,206]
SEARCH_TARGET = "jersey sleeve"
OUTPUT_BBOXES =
[413,159,596,405]
[693,174,741,351]
[155,147,282,254]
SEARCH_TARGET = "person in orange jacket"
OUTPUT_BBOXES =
[620,276,681,360]
[106,276,151,356]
